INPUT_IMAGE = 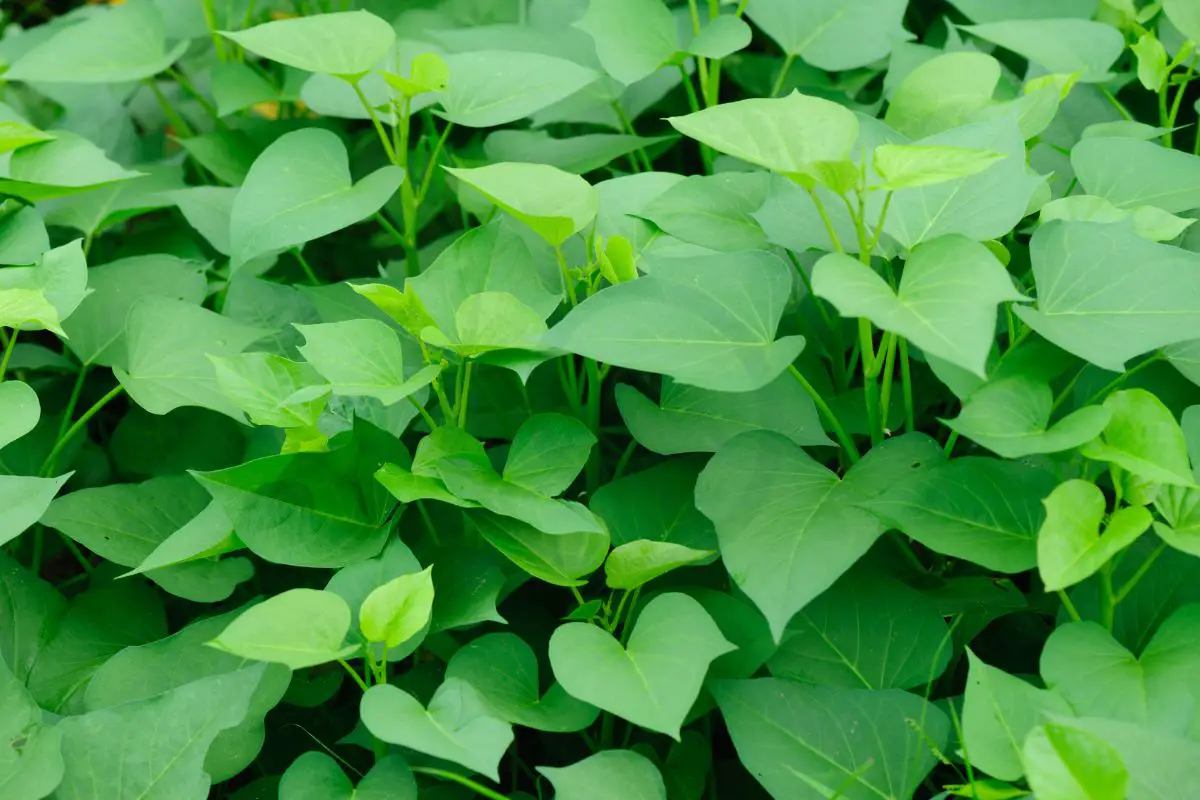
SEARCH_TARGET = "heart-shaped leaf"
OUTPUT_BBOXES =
[207,589,357,669]
[1037,480,1153,592]
[539,750,667,800]
[359,566,434,648]
[604,540,713,590]
[220,11,396,82]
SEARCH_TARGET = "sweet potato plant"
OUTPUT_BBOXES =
[3,0,1200,798]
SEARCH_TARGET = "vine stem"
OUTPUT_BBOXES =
[0,327,18,381]
[770,53,795,97]
[40,384,124,477]
[1082,354,1162,406]
[412,768,510,800]
[353,82,399,164]
[1057,590,1083,622]
[788,365,859,464]
[1114,540,1168,603]
[336,658,370,692]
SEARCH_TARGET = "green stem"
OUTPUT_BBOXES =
[1099,84,1134,121]
[788,365,860,464]
[1114,540,1168,603]
[678,65,703,115]
[859,317,883,446]
[145,78,194,138]
[807,189,844,253]
[56,531,93,573]
[56,365,89,440]
[167,67,228,130]
[1082,354,1162,406]
[292,248,319,285]
[407,394,438,430]
[612,439,638,480]
[337,658,370,692]
[866,191,894,254]
[1100,564,1116,632]
[613,103,653,171]
[416,120,454,206]
[878,333,898,431]
[899,338,915,432]
[584,360,604,491]
[943,431,959,457]
[374,212,407,250]
[1057,590,1083,623]
[1165,59,1198,148]
[411,767,510,800]
[40,384,125,477]
[569,585,585,605]
[770,53,795,98]
[555,246,579,307]
[200,0,226,60]
[457,362,473,428]
[0,327,17,381]
[353,82,399,164]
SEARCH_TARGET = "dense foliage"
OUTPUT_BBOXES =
[3,0,1200,797]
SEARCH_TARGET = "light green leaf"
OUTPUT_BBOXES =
[1165,0,1200,43]
[123,501,238,577]
[351,283,437,339]
[0,122,54,156]
[360,679,514,781]
[114,297,269,421]
[604,540,713,590]
[1014,222,1200,372]
[1133,32,1169,92]
[219,11,395,82]
[230,129,403,267]
[0,239,89,336]
[296,320,437,406]
[745,0,910,71]
[4,0,187,84]
[446,163,597,247]
[171,186,236,255]
[885,51,1001,140]
[0,132,141,202]
[539,750,667,800]
[1037,479,1153,592]
[874,144,1005,190]
[1081,389,1194,488]
[0,660,63,800]
[211,352,328,429]
[549,592,734,739]
[667,92,858,177]
[962,650,1074,782]
[962,19,1124,82]
[688,15,752,59]
[1072,136,1200,214]
[544,251,804,392]
[445,632,599,732]
[945,375,1111,458]
[637,172,769,253]
[207,589,357,669]
[429,290,549,358]
[279,753,416,800]
[503,413,595,496]
[1054,717,1200,799]
[56,665,264,800]
[714,678,949,800]
[470,511,608,587]
[814,235,1026,377]
[1039,195,1196,243]
[359,566,434,648]
[1023,723,1127,800]
[768,571,951,690]
[590,459,717,550]
[697,431,943,640]
[210,61,280,117]
[574,0,679,85]
[947,0,1098,22]
[0,381,38,449]
[0,206,49,265]
[326,536,422,635]
[60,254,205,368]
[439,51,599,128]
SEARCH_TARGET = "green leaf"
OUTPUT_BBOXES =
[814,236,1025,378]
[539,750,667,800]
[549,592,734,739]
[60,254,206,368]
[1081,389,1194,488]
[864,457,1056,573]
[604,540,713,590]
[0,207,49,265]
[56,665,264,800]
[714,678,950,800]
[884,52,1001,140]
[768,570,951,690]
[667,93,858,177]
[0,660,63,800]
[873,144,1006,190]
[1041,607,1200,734]
[0,474,72,549]
[115,297,269,421]
[1023,723,1127,800]
[962,19,1124,82]
[0,122,54,156]
[590,459,717,550]
[470,511,608,587]
[208,589,357,669]
[326,536,422,633]
[697,431,943,640]
[360,679,514,780]
[1041,195,1195,242]
[637,172,769,253]
[177,131,260,188]
[544,251,804,392]
[688,15,752,59]
[0,132,141,202]
[1037,479,1153,592]
[210,61,280,117]
[279,753,417,800]
[947,0,1097,22]
[1014,222,1200,372]
[43,164,184,239]
[574,0,679,85]
[1165,0,1200,43]
[296,320,437,406]
[230,129,404,268]
[195,421,400,567]
[962,650,1074,782]
[1132,32,1169,92]
[446,163,597,247]
[1071,137,1200,213]
[615,375,832,454]
[172,186,236,255]
[483,130,673,175]
[211,352,328,430]
[4,0,188,84]
[0,380,38,449]
[359,565,434,648]
[0,239,89,336]
[945,376,1111,458]
[502,413,594,496]
[219,11,395,82]
[439,51,599,128]
[745,0,910,71]
[0,552,65,682]
[445,632,599,732]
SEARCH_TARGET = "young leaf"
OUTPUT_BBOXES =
[1037,480,1153,592]
[574,0,679,85]
[1132,32,1169,92]
[219,11,395,82]
[351,283,437,339]
[230,129,404,267]
[549,593,734,739]
[0,239,89,336]
[359,566,435,648]
[1023,723,1127,800]
[207,589,357,669]
[445,163,598,247]
[123,501,239,577]
[296,320,438,406]
[503,413,596,497]
[211,352,328,430]
[814,235,1027,378]
[360,680,514,781]
[0,380,39,449]
[604,540,713,590]
[873,144,1005,190]
[539,750,667,800]
[445,632,599,732]
[688,16,752,60]
[885,51,1001,139]
[1081,389,1194,488]
[544,251,804,392]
